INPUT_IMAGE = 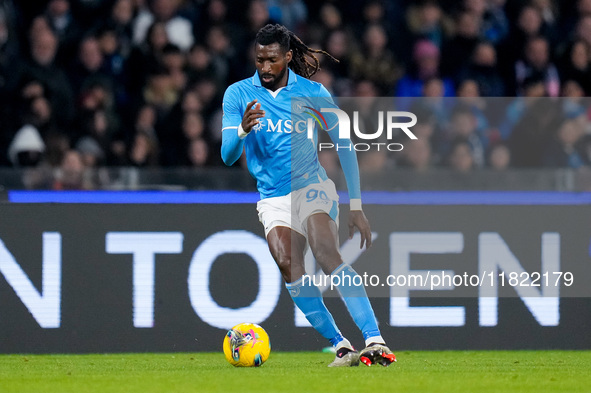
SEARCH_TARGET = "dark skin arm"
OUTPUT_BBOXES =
[242,99,265,133]
[349,210,372,249]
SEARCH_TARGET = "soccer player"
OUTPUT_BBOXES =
[221,24,395,367]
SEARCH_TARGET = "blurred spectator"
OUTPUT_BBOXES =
[403,0,448,50]
[529,0,560,43]
[418,79,452,127]
[532,0,559,24]
[161,43,187,92]
[346,81,390,133]
[187,44,217,83]
[118,103,157,164]
[21,92,56,139]
[480,0,510,45]
[358,149,388,173]
[244,0,272,43]
[2,0,591,173]
[438,104,487,168]
[44,0,81,66]
[180,88,204,114]
[561,0,591,37]
[140,62,178,120]
[127,21,170,94]
[349,23,402,95]
[205,25,236,87]
[192,76,220,117]
[75,135,105,168]
[575,15,591,49]
[182,111,206,141]
[441,11,482,79]
[544,117,586,167]
[96,23,130,108]
[68,35,111,97]
[27,14,53,45]
[498,4,547,81]
[307,3,343,44]
[557,39,591,94]
[497,79,548,141]
[322,29,354,83]
[407,104,438,141]
[456,78,481,97]
[133,0,193,52]
[395,39,455,105]
[133,103,158,139]
[487,142,511,170]
[580,134,591,165]
[353,0,401,51]
[311,68,336,96]
[514,36,560,96]
[12,78,72,173]
[522,73,550,97]
[14,79,46,130]
[423,77,445,98]
[562,79,586,98]
[509,98,562,167]
[0,5,21,164]
[186,138,210,167]
[74,80,121,145]
[560,80,588,119]
[128,131,160,167]
[455,80,493,140]
[195,0,230,39]
[52,149,93,189]
[43,130,70,167]
[103,0,136,59]
[267,0,307,33]
[7,124,46,167]
[0,1,21,97]
[447,138,475,172]
[458,41,506,96]
[399,138,432,172]
[20,20,74,130]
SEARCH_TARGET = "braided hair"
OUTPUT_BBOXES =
[255,24,338,78]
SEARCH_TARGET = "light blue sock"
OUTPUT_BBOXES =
[331,263,381,341]
[286,277,344,346]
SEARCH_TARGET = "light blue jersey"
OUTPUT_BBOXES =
[221,69,360,200]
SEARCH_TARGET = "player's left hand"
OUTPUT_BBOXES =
[348,210,372,249]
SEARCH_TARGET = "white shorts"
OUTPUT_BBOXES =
[257,179,340,239]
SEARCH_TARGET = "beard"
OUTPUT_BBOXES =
[259,65,288,90]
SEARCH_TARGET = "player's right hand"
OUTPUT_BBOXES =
[242,99,265,134]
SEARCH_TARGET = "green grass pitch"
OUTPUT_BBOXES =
[1,351,590,393]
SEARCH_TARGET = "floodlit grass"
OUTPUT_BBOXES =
[1,351,590,393]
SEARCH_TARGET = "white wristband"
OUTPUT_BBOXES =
[350,198,362,211]
[237,124,249,139]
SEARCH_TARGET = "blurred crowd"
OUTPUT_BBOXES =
[1,0,591,189]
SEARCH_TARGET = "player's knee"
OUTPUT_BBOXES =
[276,254,306,283]
[267,228,306,282]
[275,254,291,277]
[311,243,342,274]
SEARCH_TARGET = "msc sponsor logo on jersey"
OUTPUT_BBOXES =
[251,119,264,133]
[253,118,307,134]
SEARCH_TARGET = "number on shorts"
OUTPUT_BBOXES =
[306,188,328,202]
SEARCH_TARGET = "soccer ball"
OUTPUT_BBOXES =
[223,323,271,367]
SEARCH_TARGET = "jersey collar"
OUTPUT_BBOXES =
[253,69,298,91]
